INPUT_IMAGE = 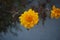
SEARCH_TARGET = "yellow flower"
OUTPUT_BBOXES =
[51,5,60,19]
[19,9,39,29]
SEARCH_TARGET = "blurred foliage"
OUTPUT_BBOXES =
[0,0,24,39]
[0,0,14,33]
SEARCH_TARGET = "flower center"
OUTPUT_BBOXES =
[55,9,60,13]
[26,15,33,22]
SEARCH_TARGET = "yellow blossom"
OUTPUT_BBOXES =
[19,9,39,29]
[51,5,60,19]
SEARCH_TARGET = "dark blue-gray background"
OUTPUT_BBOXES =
[1,0,60,40]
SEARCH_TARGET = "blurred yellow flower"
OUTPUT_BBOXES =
[51,5,60,19]
[19,9,39,29]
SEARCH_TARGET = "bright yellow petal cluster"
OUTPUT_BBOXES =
[51,5,60,19]
[19,9,39,29]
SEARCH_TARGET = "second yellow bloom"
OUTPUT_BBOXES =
[51,5,60,19]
